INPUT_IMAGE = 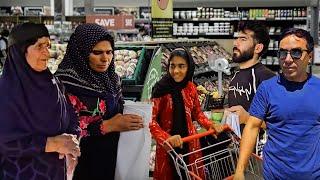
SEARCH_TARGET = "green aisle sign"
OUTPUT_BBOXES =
[141,47,164,101]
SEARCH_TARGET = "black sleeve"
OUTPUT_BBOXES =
[66,103,81,137]
[58,78,81,137]
[86,120,104,136]
[87,91,124,136]
[258,67,276,84]
[0,135,47,157]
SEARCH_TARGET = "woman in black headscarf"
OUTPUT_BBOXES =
[149,48,222,180]
[0,23,81,180]
[55,23,143,180]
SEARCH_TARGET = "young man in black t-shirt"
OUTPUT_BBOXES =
[227,21,275,156]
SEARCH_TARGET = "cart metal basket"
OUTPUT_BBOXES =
[165,126,263,180]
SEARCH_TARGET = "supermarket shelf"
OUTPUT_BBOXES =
[114,29,139,34]
[173,18,239,22]
[194,62,238,76]
[172,17,307,22]
[0,15,51,18]
[115,39,219,46]
[0,15,86,18]
[194,69,214,76]
[250,17,307,21]
[174,0,312,8]
[135,19,151,23]
[174,32,233,36]
[122,85,144,93]
[65,16,86,18]
[0,15,86,24]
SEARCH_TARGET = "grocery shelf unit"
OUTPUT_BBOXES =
[116,44,157,101]
[0,15,86,31]
[0,14,150,41]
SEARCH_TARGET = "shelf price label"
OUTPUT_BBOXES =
[86,15,135,29]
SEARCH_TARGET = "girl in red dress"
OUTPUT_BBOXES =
[150,48,221,180]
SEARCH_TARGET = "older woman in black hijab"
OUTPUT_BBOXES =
[0,23,81,180]
[55,23,143,180]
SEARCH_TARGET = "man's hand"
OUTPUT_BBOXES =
[233,170,245,180]
[226,105,249,124]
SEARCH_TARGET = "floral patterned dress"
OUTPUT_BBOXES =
[68,93,122,180]
[149,82,213,180]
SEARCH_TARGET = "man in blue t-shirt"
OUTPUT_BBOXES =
[234,28,320,180]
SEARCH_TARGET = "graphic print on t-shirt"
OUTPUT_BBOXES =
[229,81,254,102]
[228,69,257,111]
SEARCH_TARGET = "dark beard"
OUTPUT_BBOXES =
[232,47,254,63]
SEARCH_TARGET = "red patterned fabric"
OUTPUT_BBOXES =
[150,82,213,180]
[68,94,106,137]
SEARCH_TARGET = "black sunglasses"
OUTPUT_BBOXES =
[277,48,309,60]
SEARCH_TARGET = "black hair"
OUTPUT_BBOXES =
[279,28,314,52]
[238,21,270,56]
[0,29,9,37]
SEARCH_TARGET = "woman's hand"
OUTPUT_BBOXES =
[103,113,144,132]
[164,135,183,149]
[57,153,78,175]
[46,133,80,158]
[210,123,224,138]
[66,154,78,175]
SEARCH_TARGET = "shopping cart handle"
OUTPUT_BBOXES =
[182,124,231,143]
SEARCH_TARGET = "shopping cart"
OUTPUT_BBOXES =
[165,125,263,180]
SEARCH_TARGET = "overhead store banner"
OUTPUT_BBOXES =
[151,0,173,38]
[86,15,135,29]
